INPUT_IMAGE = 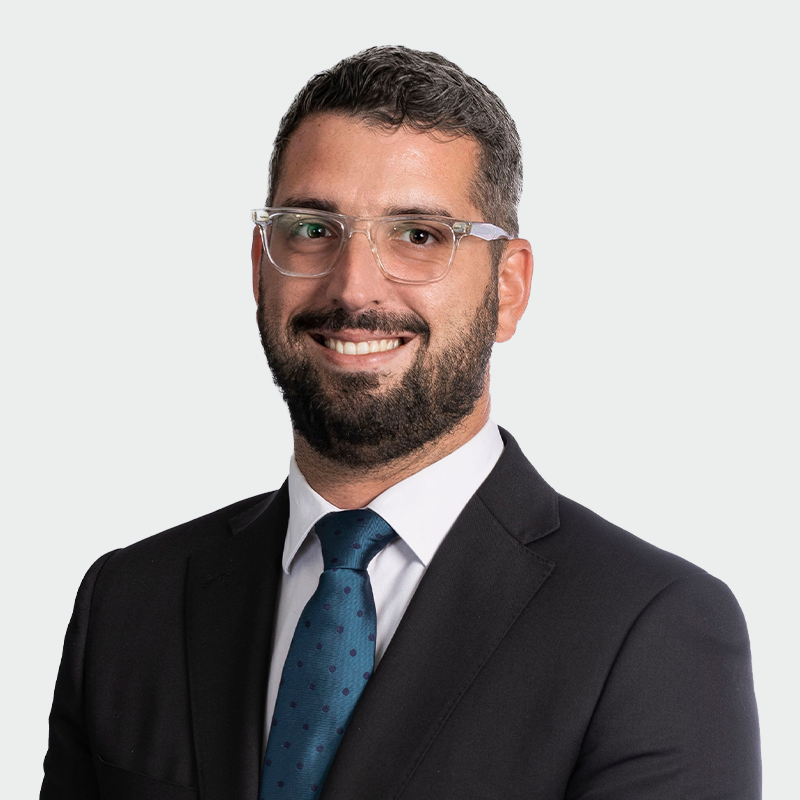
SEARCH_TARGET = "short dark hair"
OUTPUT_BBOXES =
[267,45,523,237]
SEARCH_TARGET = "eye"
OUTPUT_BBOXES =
[404,228,432,245]
[292,220,332,239]
[392,224,444,246]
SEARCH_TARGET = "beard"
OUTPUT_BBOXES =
[257,281,499,469]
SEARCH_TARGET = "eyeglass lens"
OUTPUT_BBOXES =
[266,212,456,282]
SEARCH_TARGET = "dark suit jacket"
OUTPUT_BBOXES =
[41,430,760,799]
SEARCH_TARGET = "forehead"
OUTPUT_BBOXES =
[273,113,483,220]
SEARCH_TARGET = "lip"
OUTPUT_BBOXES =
[324,337,402,355]
[306,329,418,369]
[311,326,415,342]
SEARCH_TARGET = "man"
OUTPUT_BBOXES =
[41,46,760,799]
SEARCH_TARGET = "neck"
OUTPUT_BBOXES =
[294,397,491,509]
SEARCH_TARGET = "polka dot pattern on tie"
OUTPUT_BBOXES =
[259,510,396,799]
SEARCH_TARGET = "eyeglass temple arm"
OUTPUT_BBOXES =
[464,222,512,241]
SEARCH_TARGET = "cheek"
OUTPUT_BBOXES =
[260,273,313,320]
[420,277,491,330]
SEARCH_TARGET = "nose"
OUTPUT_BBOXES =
[324,229,389,311]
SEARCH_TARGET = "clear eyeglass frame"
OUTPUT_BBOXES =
[251,207,512,285]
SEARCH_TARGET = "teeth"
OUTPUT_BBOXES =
[324,337,402,354]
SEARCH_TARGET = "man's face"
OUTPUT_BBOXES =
[254,113,504,468]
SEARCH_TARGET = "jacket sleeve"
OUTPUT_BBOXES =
[566,573,761,800]
[40,551,118,800]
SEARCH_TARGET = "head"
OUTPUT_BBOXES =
[253,47,532,473]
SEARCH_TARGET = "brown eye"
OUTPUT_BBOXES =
[407,229,430,245]
[392,225,442,246]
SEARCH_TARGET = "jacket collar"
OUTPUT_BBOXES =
[479,427,560,545]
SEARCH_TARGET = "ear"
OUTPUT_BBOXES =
[495,238,533,343]
[251,226,262,304]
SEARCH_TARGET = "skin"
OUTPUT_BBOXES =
[252,113,533,508]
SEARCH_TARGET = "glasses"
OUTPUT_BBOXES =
[252,207,512,284]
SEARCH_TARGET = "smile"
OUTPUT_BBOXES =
[322,336,403,355]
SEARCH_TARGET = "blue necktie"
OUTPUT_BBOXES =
[259,509,396,798]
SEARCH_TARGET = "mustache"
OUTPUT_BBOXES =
[290,307,430,338]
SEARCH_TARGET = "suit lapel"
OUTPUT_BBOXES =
[321,433,559,798]
[186,484,289,800]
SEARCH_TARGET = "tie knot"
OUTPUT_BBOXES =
[315,509,396,571]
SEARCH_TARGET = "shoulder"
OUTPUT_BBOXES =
[66,491,283,649]
[554,493,705,583]
[550,493,748,628]
[486,430,738,620]
[89,491,277,583]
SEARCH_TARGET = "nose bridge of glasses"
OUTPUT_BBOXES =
[339,216,383,261]
[343,215,378,242]
[331,216,382,275]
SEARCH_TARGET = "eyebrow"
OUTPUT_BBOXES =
[278,197,456,219]
[384,204,454,219]
[280,197,339,214]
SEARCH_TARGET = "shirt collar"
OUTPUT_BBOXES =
[283,420,504,573]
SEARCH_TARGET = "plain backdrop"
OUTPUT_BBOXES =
[3,1,797,796]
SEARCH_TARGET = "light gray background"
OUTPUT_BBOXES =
[3,2,797,795]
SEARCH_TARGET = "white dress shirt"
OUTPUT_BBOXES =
[263,420,504,748]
